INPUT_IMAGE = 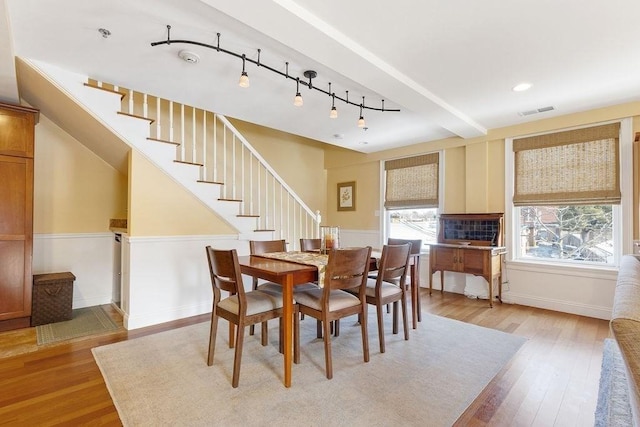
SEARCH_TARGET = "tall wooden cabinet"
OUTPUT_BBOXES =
[0,102,39,331]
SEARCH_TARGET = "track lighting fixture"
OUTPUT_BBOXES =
[238,54,249,88]
[294,78,303,107]
[151,25,400,126]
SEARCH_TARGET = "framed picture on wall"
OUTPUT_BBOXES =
[337,181,356,211]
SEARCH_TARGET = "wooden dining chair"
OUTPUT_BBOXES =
[354,243,411,353]
[249,239,287,289]
[294,246,372,379]
[248,239,287,336]
[205,246,297,387]
[387,238,423,325]
[300,238,321,252]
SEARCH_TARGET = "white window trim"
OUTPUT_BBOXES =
[504,118,633,269]
[379,150,445,252]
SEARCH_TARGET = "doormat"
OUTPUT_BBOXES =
[37,305,119,345]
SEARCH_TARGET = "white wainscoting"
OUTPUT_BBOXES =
[122,234,247,330]
[503,261,616,320]
[59,229,614,330]
[33,233,115,309]
[340,229,616,320]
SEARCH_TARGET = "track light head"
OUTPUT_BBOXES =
[294,78,303,107]
[329,92,337,118]
[239,54,249,88]
[239,71,249,88]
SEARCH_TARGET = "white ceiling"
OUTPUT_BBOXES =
[3,0,640,153]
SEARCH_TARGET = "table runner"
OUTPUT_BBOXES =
[256,251,328,285]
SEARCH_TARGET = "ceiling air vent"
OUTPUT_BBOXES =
[518,106,555,116]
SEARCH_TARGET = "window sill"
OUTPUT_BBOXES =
[506,258,618,280]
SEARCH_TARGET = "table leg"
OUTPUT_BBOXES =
[282,274,293,387]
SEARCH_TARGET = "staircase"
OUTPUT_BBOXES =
[27,60,321,247]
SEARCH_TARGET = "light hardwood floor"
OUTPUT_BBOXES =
[0,291,610,426]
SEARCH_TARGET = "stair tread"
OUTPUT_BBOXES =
[174,160,204,167]
[117,111,154,123]
[197,180,223,185]
[147,137,180,146]
[84,83,126,99]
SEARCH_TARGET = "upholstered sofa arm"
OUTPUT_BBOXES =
[610,255,640,426]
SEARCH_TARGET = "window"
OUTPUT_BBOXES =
[382,153,441,250]
[507,121,630,266]
[386,208,439,248]
[518,205,616,264]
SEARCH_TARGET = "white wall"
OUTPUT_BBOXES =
[342,229,616,319]
[121,234,248,330]
[33,233,115,309]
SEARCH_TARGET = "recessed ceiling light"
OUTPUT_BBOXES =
[512,82,532,92]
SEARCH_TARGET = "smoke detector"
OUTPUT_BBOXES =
[178,50,200,64]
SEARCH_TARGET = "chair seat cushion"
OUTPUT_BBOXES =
[218,290,283,316]
[364,278,403,298]
[295,288,361,311]
[293,283,321,293]
[257,282,284,295]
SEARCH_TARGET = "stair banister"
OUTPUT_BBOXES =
[217,115,319,223]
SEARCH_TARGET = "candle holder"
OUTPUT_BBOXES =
[320,226,340,254]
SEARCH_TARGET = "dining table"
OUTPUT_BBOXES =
[237,254,318,388]
[238,248,421,386]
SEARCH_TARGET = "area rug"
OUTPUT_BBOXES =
[594,338,633,427]
[93,312,525,426]
[37,305,119,345]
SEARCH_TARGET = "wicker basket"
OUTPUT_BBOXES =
[31,272,75,326]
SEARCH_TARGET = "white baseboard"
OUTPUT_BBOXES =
[503,292,612,320]
[124,301,211,330]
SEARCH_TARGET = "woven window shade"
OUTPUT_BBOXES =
[513,123,621,206]
[385,153,439,209]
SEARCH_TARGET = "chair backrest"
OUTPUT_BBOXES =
[388,238,422,255]
[376,243,411,287]
[249,239,287,255]
[323,247,372,292]
[300,238,321,252]
[205,246,245,301]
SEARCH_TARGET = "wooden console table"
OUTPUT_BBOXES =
[428,243,506,307]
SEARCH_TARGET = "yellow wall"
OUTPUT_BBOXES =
[229,118,327,219]
[325,161,379,228]
[33,115,127,233]
[127,150,235,236]
[324,102,640,232]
